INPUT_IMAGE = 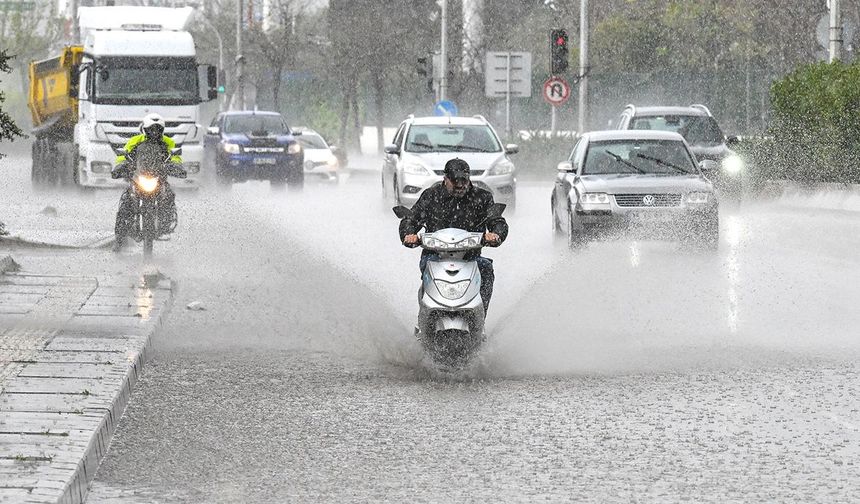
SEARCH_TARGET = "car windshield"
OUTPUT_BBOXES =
[405,125,501,153]
[583,139,698,175]
[224,115,289,135]
[631,115,724,145]
[297,133,328,149]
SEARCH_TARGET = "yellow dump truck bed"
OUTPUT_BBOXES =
[28,46,83,136]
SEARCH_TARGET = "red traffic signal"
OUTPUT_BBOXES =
[550,29,569,75]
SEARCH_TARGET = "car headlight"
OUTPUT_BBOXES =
[403,162,431,175]
[223,143,241,154]
[134,174,159,193]
[722,155,744,175]
[488,159,515,175]
[288,142,302,154]
[580,192,611,205]
[434,279,471,300]
[326,154,339,168]
[685,192,711,204]
[90,161,112,174]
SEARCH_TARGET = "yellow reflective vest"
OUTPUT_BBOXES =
[115,134,182,165]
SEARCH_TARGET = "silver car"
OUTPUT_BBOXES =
[382,115,518,210]
[551,130,719,249]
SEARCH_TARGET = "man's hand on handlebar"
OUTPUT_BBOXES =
[403,234,420,247]
[484,232,501,246]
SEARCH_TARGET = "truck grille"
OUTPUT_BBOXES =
[614,193,681,207]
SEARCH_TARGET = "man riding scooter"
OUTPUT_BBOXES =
[399,158,509,315]
[111,113,183,251]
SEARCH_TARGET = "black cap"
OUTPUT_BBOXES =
[444,158,470,180]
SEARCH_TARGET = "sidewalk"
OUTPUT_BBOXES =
[0,256,173,503]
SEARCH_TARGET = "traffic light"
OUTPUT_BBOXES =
[217,69,226,93]
[417,56,430,77]
[550,29,569,75]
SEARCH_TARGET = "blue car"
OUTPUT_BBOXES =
[204,111,304,189]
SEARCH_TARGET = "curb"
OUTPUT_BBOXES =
[0,235,115,250]
[63,277,174,504]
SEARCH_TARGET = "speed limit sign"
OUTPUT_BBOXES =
[543,77,571,106]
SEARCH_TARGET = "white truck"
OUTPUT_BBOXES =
[28,6,217,188]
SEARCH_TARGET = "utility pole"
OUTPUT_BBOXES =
[829,0,843,62]
[440,0,448,102]
[577,0,589,134]
[71,0,79,43]
[236,0,245,110]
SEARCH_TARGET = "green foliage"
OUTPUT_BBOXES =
[768,61,860,183]
[0,50,23,159]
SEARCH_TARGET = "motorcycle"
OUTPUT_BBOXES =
[112,143,186,256]
[394,203,505,369]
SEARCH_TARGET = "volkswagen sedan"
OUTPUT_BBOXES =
[551,130,719,250]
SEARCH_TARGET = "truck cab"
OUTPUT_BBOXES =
[34,6,217,188]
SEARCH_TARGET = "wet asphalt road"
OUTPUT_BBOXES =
[2,154,859,503]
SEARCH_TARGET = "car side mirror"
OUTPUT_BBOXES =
[504,143,519,155]
[392,205,412,219]
[207,126,220,135]
[700,159,719,171]
[557,160,574,172]
[726,135,740,147]
[384,144,400,155]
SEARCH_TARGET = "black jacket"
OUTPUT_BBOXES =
[399,182,509,248]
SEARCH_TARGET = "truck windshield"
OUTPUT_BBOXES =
[93,57,198,105]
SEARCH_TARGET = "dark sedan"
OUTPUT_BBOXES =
[204,111,304,190]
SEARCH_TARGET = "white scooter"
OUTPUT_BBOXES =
[394,203,505,368]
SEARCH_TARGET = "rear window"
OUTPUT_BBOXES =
[630,114,723,145]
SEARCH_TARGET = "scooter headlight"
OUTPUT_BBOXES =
[134,174,159,193]
[434,279,471,300]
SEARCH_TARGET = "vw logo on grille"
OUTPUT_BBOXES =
[642,194,655,206]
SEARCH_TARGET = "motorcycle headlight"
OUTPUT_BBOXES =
[134,174,159,193]
[403,162,431,176]
[489,159,515,175]
[288,142,302,154]
[685,192,711,204]
[223,142,241,154]
[722,155,744,175]
[434,279,471,300]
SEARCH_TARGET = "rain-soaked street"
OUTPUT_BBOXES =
[2,151,859,503]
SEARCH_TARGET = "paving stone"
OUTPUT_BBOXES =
[29,351,124,364]
[2,377,109,396]
[0,285,50,295]
[44,338,134,353]
[0,393,99,413]
[17,364,111,380]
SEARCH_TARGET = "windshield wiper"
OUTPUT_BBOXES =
[604,151,646,174]
[409,142,435,150]
[634,153,691,174]
[437,144,487,152]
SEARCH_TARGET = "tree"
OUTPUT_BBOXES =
[0,50,23,160]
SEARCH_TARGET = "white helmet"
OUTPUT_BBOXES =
[140,113,166,136]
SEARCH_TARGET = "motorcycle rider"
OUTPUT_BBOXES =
[399,158,509,314]
[111,113,182,251]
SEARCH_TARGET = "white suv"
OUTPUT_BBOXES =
[382,115,518,209]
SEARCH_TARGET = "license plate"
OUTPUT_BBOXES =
[253,158,277,165]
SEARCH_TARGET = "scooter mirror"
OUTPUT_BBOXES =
[486,203,506,219]
[392,206,412,219]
